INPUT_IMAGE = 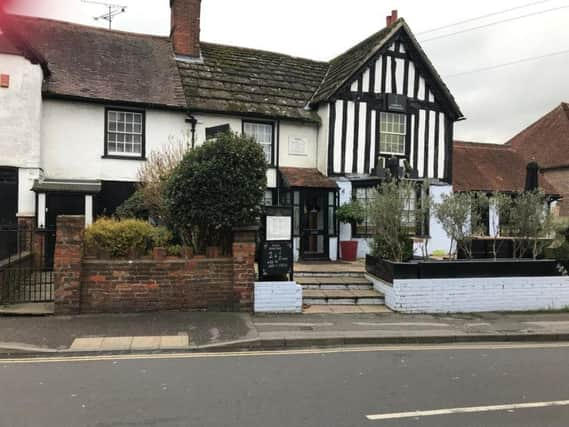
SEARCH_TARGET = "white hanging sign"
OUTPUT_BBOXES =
[266,216,292,241]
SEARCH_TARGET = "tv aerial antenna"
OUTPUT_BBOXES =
[81,0,127,30]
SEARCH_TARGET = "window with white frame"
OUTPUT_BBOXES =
[243,121,273,164]
[106,110,144,157]
[380,112,407,155]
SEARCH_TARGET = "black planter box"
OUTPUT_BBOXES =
[366,255,563,283]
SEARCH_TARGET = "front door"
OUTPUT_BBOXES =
[300,190,329,260]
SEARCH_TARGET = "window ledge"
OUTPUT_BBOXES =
[102,155,147,161]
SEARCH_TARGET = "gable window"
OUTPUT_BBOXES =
[105,109,145,158]
[380,112,407,156]
[243,121,274,164]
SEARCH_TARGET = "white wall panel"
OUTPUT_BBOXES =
[357,103,367,173]
[345,102,355,172]
[333,101,344,173]
[368,275,569,314]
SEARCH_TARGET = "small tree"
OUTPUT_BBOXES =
[434,192,486,259]
[487,192,514,260]
[508,190,553,259]
[165,132,267,253]
[368,180,423,262]
[137,135,190,224]
[115,132,190,224]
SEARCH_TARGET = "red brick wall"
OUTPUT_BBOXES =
[53,216,257,314]
[53,216,85,315]
[81,258,235,313]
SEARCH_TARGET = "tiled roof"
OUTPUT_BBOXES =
[309,25,393,105]
[0,33,20,55]
[506,103,569,169]
[453,141,557,194]
[3,14,187,109]
[280,167,337,189]
[177,43,329,123]
[309,19,463,119]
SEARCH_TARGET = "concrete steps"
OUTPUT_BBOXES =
[296,275,384,306]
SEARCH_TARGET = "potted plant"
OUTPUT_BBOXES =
[336,200,365,261]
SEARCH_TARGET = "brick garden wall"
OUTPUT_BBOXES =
[54,216,257,314]
[81,258,235,313]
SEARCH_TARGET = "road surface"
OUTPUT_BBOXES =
[1,343,569,426]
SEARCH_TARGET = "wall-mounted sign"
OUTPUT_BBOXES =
[266,216,292,241]
[289,137,307,156]
[387,94,407,113]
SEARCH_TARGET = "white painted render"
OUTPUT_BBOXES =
[0,54,43,169]
[278,121,318,169]
[368,274,569,314]
[254,282,302,313]
[41,99,189,182]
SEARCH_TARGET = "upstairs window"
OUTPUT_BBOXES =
[106,110,145,158]
[380,112,407,156]
[243,121,274,164]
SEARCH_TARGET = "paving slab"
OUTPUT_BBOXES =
[160,335,190,350]
[69,337,103,351]
[131,336,161,350]
[100,336,133,351]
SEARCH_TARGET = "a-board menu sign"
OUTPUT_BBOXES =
[260,206,293,280]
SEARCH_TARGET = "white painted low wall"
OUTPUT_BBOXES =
[254,282,302,313]
[367,274,569,313]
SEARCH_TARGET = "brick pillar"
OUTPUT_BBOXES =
[232,226,258,312]
[54,216,85,315]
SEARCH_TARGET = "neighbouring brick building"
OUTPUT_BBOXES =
[453,103,568,216]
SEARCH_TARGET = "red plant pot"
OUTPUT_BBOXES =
[340,240,358,261]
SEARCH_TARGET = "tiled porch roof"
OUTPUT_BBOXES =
[279,167,337,189]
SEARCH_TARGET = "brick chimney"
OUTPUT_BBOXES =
[386,10,398,27]
[170,0,201,58]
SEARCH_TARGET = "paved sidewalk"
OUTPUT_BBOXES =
[3,310,569,355]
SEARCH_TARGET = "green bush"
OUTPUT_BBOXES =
[115,190,149,220]
[165,131,267,253]
[85,218,172,258]
[336,200,365,225]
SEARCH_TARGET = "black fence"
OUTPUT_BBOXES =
[0,225,56,304]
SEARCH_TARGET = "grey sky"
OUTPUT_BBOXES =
[11,0,569,143]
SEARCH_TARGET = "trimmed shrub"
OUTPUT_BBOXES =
[165,131,267,253]
[115,190,149,220]
[85,218,172,258]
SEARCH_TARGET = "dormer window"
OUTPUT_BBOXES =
[380,112,407,156]
[105,109,145,159]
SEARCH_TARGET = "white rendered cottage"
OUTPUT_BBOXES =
[0,2,463,262]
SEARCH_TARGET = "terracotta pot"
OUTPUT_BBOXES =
[340,241,358,261]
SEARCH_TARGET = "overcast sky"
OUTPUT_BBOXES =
[9,0,569,143]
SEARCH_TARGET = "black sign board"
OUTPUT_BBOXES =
[259,206,294,280]
[261,241,293,277]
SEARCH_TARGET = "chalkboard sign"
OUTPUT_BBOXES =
[261,241,292,277]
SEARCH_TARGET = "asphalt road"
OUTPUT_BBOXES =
[1,344,569,426]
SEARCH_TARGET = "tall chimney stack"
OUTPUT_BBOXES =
[386,9,398,27]
[170,0,201,58]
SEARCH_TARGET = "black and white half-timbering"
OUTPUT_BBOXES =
[0,2,463,262]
